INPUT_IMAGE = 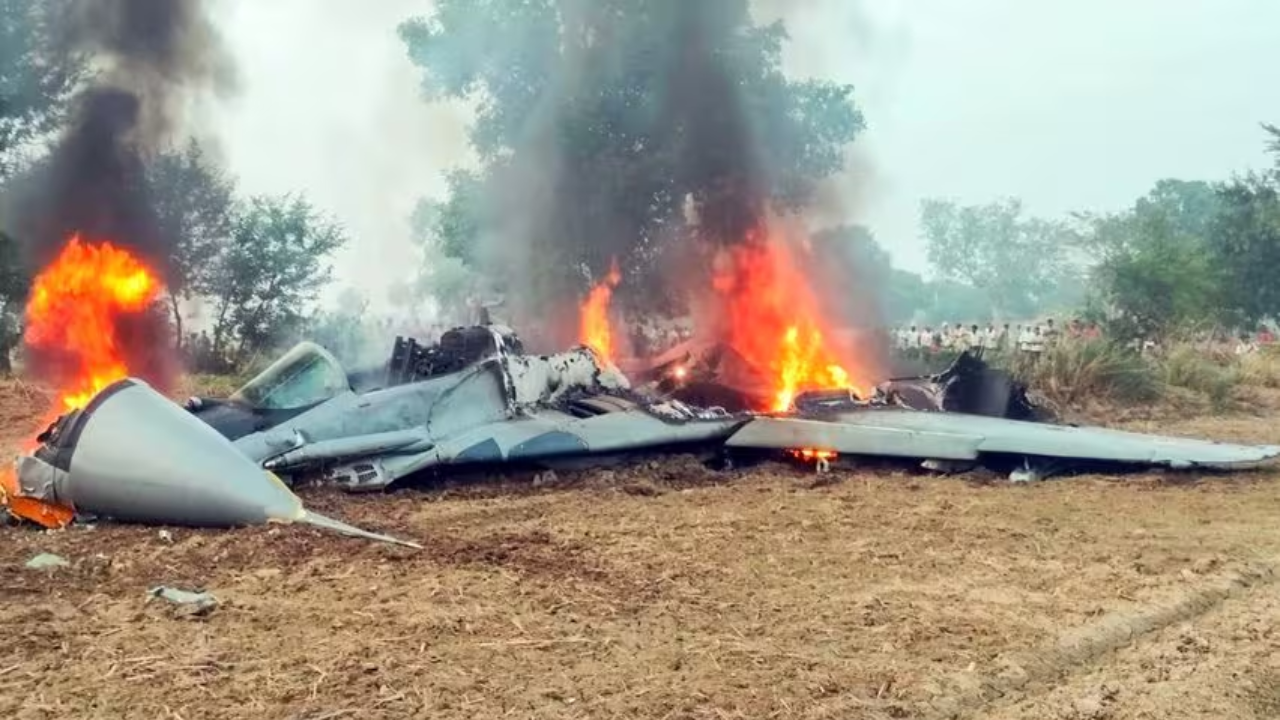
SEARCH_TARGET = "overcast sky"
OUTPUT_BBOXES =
[211,0,1280,311]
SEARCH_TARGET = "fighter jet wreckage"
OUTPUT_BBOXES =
[8,324,1280,536]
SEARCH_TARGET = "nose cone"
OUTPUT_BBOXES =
[30,378,305,527]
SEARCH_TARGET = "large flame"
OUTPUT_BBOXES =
[579,258,621,363]
[714,228,864,412]
[3,236,163,529]
[24,236,164,411]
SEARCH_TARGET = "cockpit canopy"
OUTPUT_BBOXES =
[230,342,350,410]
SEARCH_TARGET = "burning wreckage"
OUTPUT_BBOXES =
[5,323,1280,545]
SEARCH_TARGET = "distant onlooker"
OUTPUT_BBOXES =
[1043,318,1060,345]
[1017,325,1042,354]
[982,323,998,351]
[955,324,977,354]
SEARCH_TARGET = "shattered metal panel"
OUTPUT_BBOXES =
[503,348,631,406]
[12,455,66,503]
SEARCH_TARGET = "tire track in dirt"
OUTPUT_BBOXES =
[803,557,1280,720]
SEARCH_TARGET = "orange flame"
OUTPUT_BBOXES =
[3,237,163,528]
[790,448,837,462]
[713,228,865,411]
[579,258,621,363]
[24,236,163,411]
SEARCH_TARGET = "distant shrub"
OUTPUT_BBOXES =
[1238,348,1280,389]
[179,373,247,400]
[1158,345,1239,412]
[1004,340,1161,406]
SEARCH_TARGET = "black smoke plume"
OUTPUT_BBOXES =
[405,1,864,350]
[11,0,233,389]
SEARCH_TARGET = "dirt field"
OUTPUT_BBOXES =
[2,381,1280,719]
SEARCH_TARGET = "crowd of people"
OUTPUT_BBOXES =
[890,318,1102,357]
[891,318,1279,359]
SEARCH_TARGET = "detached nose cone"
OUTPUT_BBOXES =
[28,378,301,525]
[17,378,419,547]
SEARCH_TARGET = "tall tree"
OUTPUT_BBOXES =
[400,0,865,320]
[1084,180,1228,339]
[207,195,348,363]
[1264,123,1280,160]
[0,0,84,178]
[921,197,1077,318]
[1211,173,1280,326]
[147,139,235,346]
[0,230,28,372]
[0,0,84,371]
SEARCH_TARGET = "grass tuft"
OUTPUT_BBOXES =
[1004,340,1162,406]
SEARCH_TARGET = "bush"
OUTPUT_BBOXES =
[1158,345,1239,411]
[177,373,248,400]
[1005,340,1162,406]
[1238,348,1280,389]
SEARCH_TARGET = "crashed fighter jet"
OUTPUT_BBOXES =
[12,323,1280,532]
[162,325,1279,492]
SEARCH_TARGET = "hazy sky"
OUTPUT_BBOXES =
[211,0,1280,310]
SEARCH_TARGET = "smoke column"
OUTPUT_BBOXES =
[12,0,235,388]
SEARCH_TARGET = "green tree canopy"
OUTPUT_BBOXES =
[147,139,236,344]
[1206,125,1280,330]
[400,0,865,321]
[207,195,348,361]
[1084,179,1229,339]
[921,197,1079,319]
[0,0,84,179]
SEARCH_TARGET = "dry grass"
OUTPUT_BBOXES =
[1159,345,1241,412]
[996,340,1280,417]
[1006,340,1161,406]
[4,462,1280,720]
[1238,348,1280,389]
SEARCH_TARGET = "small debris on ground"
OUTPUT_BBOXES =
[24,552,69,570]
[147,586,219,617]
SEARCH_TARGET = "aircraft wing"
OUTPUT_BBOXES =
[727,408,1280,470]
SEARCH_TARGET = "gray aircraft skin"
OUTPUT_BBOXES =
[176,327,1280,492]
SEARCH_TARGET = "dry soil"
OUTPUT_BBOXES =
[1,380,1279,719]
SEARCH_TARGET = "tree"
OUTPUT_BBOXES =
[1211,172,1280,326]
[207,195,348,364]
[921,198,1078,318]
[0,0,84,178]
[1084,180,1229,340]
[0,231,29,372]
[147,139,235,347]
[399,0,865,321]
[306,289,383,368]
[1264,123,1280,160]
[0,0,84,370]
